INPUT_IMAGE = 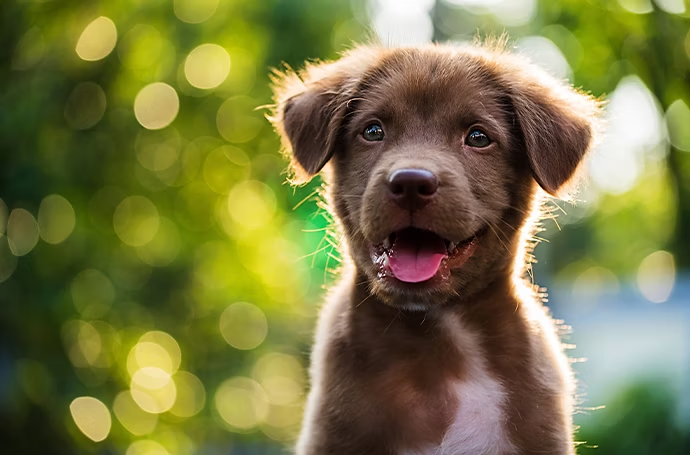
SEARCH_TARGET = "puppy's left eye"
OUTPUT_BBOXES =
[362,123,385,142]
[465,129,491,148]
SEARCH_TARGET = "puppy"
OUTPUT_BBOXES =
[270,42,601,455]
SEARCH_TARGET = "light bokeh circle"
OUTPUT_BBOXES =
[184,44,231,89]
[134,83,180,130]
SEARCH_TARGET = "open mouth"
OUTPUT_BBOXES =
[370,227,479,284]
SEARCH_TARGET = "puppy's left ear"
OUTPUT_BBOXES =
[503,60,602,197]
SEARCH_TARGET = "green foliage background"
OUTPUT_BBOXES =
[0,0,688,453]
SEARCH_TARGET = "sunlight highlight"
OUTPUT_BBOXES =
[216,97,263,143]
[665,99,690,152]
[113,196,160,247]
[589,76,665,195]
[134,83,179,130]
[0,237,17,283]
[136,217,181,266]
[443,0,536,26]
[253,353,305,406]
[38,194,76,244]
[516,36,571,80]
[62,321,99,367]
[76,17,117,61]
[617,0,653,14]
[215,377,269,431]
[76,321,102,366]
[202,145,250,194]
[135,129,181,172]
[170,371,206,418]
[637,250,675,303]
[129,342,174,376]
[174,0,219,24]
[656,0,686,14]
[184,44,231,89]
[127,331,182,377]
[7,208,39,257]
[371,0,434,46]
[227,181,276,230]
[113,391,158,436]
[126,439,170,455]
[219,302,268,350]
[70,396,112,442]
[261,403,303,441]
[130,367,177,414]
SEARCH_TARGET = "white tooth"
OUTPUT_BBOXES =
[383,254,390,267]
[448,242,456,253]
[383,238,391,249]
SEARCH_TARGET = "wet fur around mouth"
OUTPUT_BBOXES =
[269,40,602,455]
[369,227,482,289]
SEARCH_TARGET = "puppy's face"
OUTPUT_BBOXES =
[272,46,600,309]
[333,58,521,307]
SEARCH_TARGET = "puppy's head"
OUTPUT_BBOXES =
[271,44,601,309]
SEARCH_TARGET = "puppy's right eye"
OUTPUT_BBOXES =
[362,123,385,142]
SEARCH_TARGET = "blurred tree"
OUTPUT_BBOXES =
[0,0,355,453]
[577,382,690,455]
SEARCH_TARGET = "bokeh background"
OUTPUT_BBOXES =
[1,0,689,453]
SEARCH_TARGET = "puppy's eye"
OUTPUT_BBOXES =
[465,129,491,148]
[362,123,385,142]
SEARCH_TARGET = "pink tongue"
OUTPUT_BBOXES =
[389,230,448,283]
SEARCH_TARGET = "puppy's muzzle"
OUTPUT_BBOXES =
[387,168,439,211]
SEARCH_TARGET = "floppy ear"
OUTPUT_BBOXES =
[278,84,346,181]
[270,50,374,183]
[503,60,602,197]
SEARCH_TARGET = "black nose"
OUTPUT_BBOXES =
[387,168,439,211]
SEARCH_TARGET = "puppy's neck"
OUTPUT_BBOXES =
[350,267,519,317]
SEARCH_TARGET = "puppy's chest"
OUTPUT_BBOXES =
[437,373,514,454]
[401,318,515,455]
[398,375,513,455]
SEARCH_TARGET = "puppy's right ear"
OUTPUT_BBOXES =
[278,84,345,181]
[270,49,375,183]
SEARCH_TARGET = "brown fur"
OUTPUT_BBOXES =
[270,43,602,455]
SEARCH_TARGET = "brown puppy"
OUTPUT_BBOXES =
[270,42,601,455]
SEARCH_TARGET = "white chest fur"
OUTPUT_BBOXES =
[405,315,515,455]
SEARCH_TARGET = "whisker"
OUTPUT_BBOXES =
[326,252,342,263]
[485,223,512,253]
[382,310,401,335]
[292,188,320,210]
[296,244,331,261]
[500,203,532,216]
[302,227,329,233]
[494,217,518,232]
[457,208,513,253]
[324,248,336,283]
[546,199,568,216]
[420,312,428,326]
[311,230,330,268]
[356,293,374,307]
